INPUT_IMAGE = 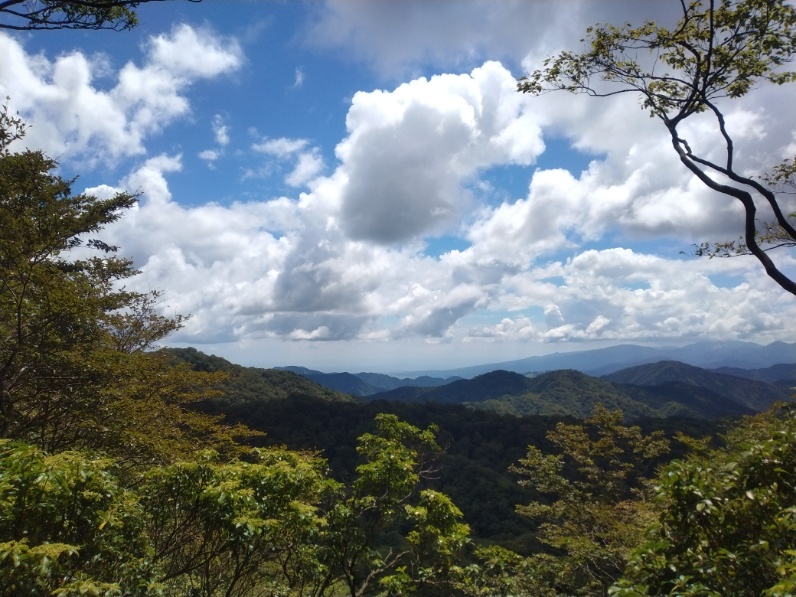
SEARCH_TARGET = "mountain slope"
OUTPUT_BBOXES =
[167,348,355,405]
[367,370,536,405]
[603,361,789,411]
[465,370,655,419]
[277,366,461,396]
[170,348,789,421]
[709,363,795,385]
[618,382,754,419]
[368,364,783,420]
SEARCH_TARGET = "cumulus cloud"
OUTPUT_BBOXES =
[335,61,543,244]
[0,25,241,164]
[7,1,795,370]
[78,48,794,359]
[462,85,796,269]
[84,144,796,360]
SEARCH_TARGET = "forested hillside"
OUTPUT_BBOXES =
[168,347,356,405]
[360,364,788,419]
[192,389,715,551]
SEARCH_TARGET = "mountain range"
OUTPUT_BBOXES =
[171,342,795,422]
[167,343,794,554]
[363,361,791,420]
[395,340,796,379]
[275,341,795,398]
[275,366,462,397]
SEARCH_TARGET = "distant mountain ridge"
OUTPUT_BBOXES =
[170,346,792,422]
[275,366,462,397]
[365,361,790,420]
[275,341,794,399]
[395,341,796,379]
[602,360,788,412]
[709,362,795,386]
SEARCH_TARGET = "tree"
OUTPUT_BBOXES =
[140,447,336,597]
[0,0,199,31]
[612,404,796,596]
[311,414,471,597]
[0,439,335,597]
[0,105,247,462]
[0,417,472,597]
[511,405,670,595]
[521,0,796,296]
[0,440,154,597]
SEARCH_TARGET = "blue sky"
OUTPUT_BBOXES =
[1,1,795,373]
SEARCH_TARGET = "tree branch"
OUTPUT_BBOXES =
[669,126,796,295]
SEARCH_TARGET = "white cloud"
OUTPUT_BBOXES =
[251,136,325,187]
[198,149,220,162]
[286,151,325,187]
[0,25,241,164]
[253,137,308,157]
[544,304,565,328]
[6,1,795,371]
[198,114,230,166]
[212,114,230,146]
[146,24,241,80]
[335,61,543,244]
[71,139,794,369]
[86,51,793,359]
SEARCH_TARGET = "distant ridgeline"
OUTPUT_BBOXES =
[168,342,795,421]
[265,341,795,420]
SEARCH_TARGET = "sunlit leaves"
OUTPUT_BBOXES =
[140,447,336,596]
[613,405,796,595]
[0,441,152,596]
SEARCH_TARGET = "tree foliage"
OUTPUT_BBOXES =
[511,405,670,595]
[0,105,249,462]
[612,404,796,596]
[0,0,199,31]
[311,413,471,597]
[521,0,796,295]
[0,415,472,597]
[0,440,153,596]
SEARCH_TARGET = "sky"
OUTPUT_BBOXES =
[1,0,795,374]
